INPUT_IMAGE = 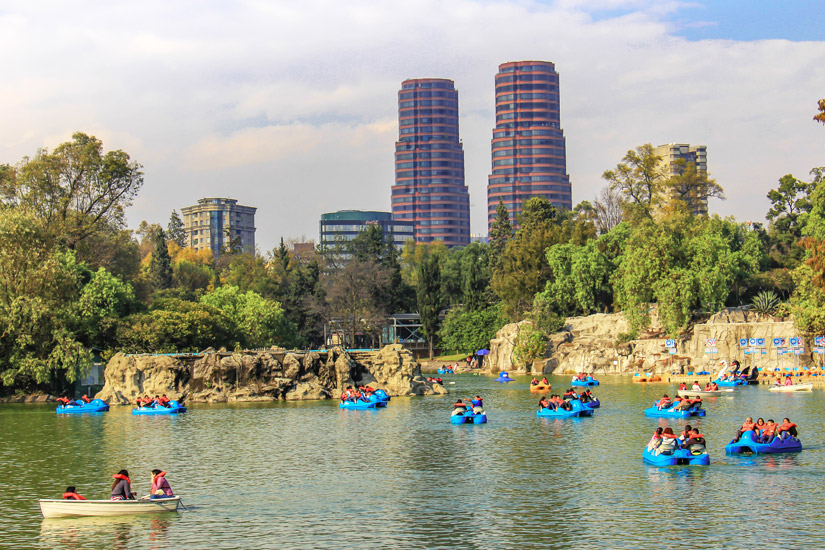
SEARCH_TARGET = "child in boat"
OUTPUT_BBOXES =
[470,396,484,413]
[150,470,175,499]
[647,427,663,451]
[655,428,679,455]
[111,470,135,500]
[778,418,798,439]
[753,418,766,439]
[63,486,86,500]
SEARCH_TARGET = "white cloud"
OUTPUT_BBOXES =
[0,0,823,249]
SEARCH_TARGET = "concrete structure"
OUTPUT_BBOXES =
[319,210,414,250]
[653,143,709,214]
[487,61,572,231]
[181,197,256,256]
[392,78,470,246]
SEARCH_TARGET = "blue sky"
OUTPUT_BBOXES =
[0,0,823,250]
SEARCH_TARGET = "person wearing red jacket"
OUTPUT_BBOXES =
[62,486,86,500]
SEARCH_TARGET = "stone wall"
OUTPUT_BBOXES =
[486,308,810,375]
[96,344,447,405]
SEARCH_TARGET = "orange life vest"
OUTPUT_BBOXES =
[62,492,86,500]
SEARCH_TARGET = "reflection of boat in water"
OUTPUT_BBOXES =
[40,512,176,548]
[39,497,181,518]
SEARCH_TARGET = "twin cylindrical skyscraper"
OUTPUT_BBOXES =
[392,61,572,244]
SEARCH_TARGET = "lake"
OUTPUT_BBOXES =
[1,374,823,549]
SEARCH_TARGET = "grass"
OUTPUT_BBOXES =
[432,353,470,361]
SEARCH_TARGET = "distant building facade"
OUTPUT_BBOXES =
[653,143,709,214]
[392,78,470,247]
[181,197,256,256]
[487,60,572,231]
[319,210,414,249]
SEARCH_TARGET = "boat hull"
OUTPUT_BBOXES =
[529,384,552,393]
[642,447,709,466]
[644,403,706,418]
[768,384,813,392]
[536,399,594,418]
[725,430,802,454]
[450,411,487,424]
[132,401,187,415]
[38,497,181,518]
[571,380,599,387]
[55,399,109,414]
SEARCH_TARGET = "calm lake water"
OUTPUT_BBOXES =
[1,375,824,549]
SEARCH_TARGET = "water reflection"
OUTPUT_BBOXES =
[39,514,177,550]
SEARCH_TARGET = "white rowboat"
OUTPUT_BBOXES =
[677,389,735,397]
[38,497,181,518]
[769,383,813,392]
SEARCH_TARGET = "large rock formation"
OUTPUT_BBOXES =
[96,345,447,404]
[486,307,809,375]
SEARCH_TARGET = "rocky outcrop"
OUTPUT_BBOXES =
[486,321,535,374]
[95,345,446,405]
[486,307,810,376]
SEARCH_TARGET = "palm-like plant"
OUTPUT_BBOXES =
[751,290,780,315]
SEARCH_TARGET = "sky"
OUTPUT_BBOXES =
[1,0,823,252]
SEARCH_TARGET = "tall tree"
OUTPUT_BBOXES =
[602,143,667,219]
[149,228,173,290]
[664,160,725,213]
[167,210,187,247]
[489,200,513,272]
[416,255,443,359]
[3,132,143,248]
[593,185,623,234]
[323,259,390,349]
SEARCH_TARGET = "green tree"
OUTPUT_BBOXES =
[167,210,187,247]
[201,285,296,348]
[173,260,214,294]
[438,304,505,355]
[489,200,513,272]
[323,258,390,348]
[512,323,546,369]
[75,267,137,347]
[766,173,815,266]
[416,255,443,359]
[3,132,144,248]
[664,160,725,213]
[602,144,667,219]
[149,228,173,290]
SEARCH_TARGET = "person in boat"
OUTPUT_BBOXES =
[678,425,693,441]
[579,390,592,403]
[111,470,135,500]
[679,382,687,391]
[150,470,175,499]
[683,428,706,451]
[655,428,680,455]
[540,377,549,385]
[56,397,73,406]
[158,394,171,407]
[340,387,355,402]
[63,486,86,500]
[753,418,766,439]
[452,399,468,416]
[760,419,778,443]
[778,418,798,439]
[771,377,782,388]
[538,396,552,410]
[80,394,91,404]
[555,395,572,411]
[647,427,664,451]
[470,396,484,413]
[733,417,756,442]
[563,388,577,399]
[784,376,794,386]
[691,381,702,391]
[530,377,539,386]
[656,394,673,410]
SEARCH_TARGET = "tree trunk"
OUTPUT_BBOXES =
[428,338,434,361]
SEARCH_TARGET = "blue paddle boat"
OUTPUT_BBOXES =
[725,430,802,455]
[437,367,455,375]
[536,399,594,418]
[132,400,187,415]
[571,377,599,387]
[584,398,600,409]
[373,389,390,403]
[642,446,709,466]
[714,378,746,387]
[56,399,109,414]
[644,401,706,418]
[450,409,487,425]
[339,399,379,410]
[494,371,515,383]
